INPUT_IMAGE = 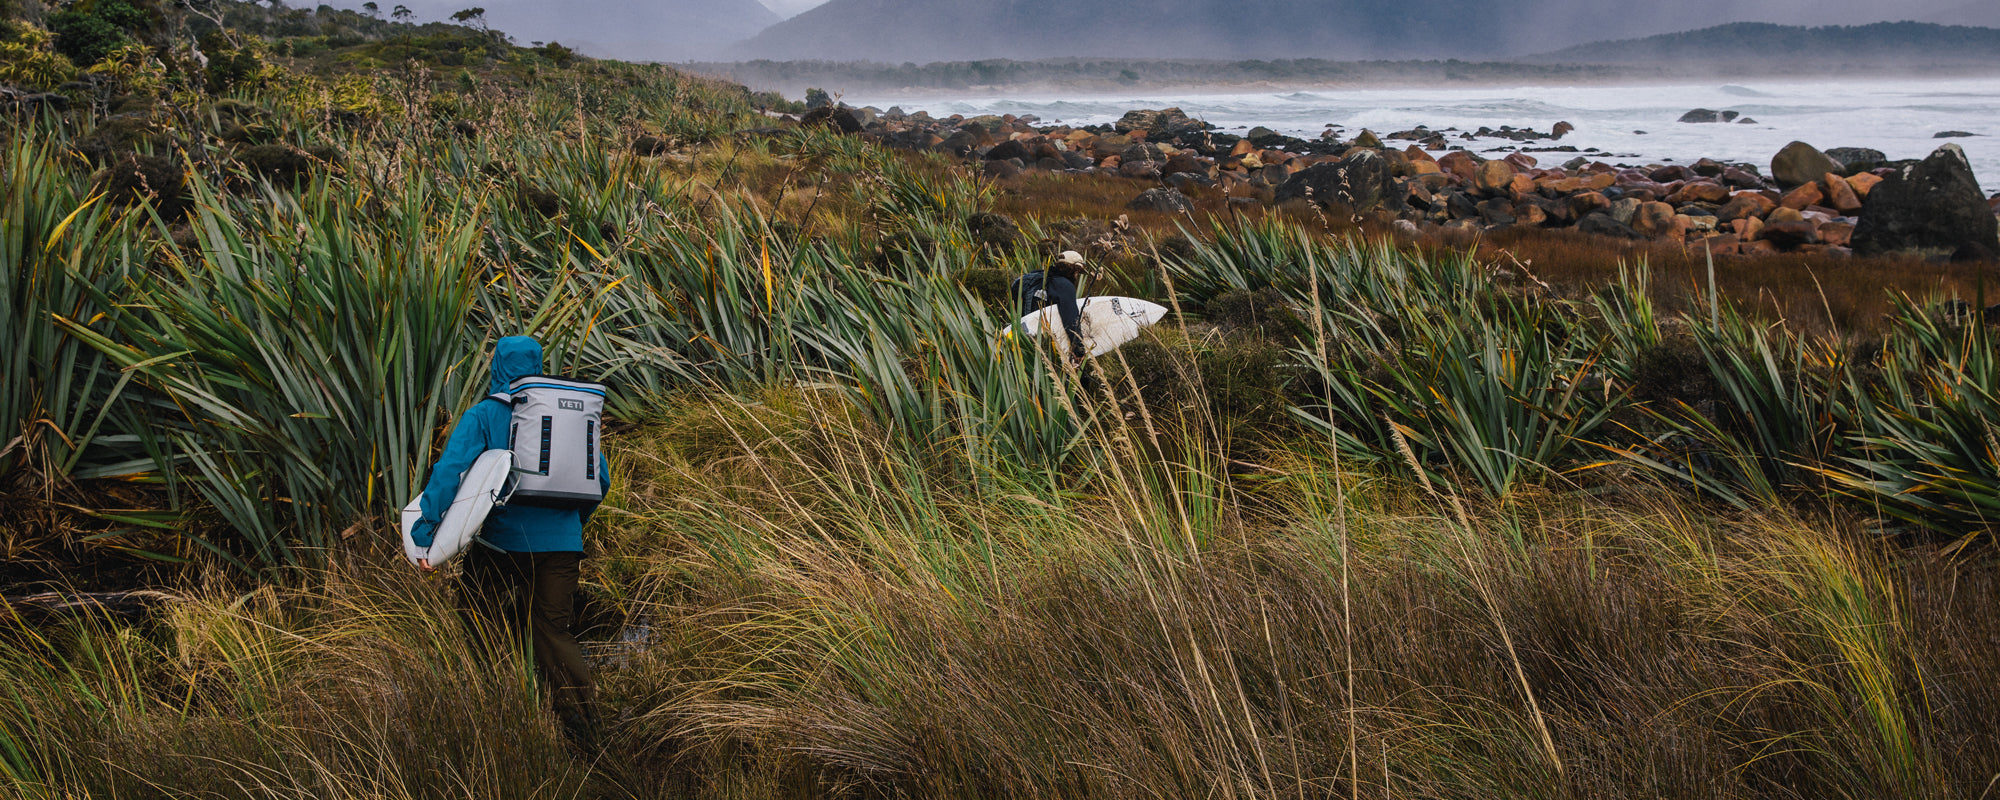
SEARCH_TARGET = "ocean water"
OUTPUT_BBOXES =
[845,78,2000,193]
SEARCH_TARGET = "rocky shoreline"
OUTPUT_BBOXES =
[789,103,2000,262]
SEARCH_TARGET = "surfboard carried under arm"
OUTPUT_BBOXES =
[1001,295,1170,357]
[400,448,514,567]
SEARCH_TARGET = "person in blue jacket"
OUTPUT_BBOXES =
[410,335,610,748]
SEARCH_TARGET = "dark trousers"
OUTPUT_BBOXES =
[460,548,599,745]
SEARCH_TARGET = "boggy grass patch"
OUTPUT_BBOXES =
[586,391,2000,800]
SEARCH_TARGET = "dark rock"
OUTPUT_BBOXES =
[1650,165,1694,183]
[1825,147,1886,172]
[982,160,1023,179]
[1678,109,1726,123]
[1115,107,1212,139]
[1552,121,1574,139]
[1578,211,1644,240]
[1126,187,1193,215]
[632,135,671,156]
[1852,144,2000,261]
[966,212,1020,249]
[1771,141,1842,189]
[1273,149,1399,212]
[984,139,1032,162]
[1721,166,1769,190]
[1445,190,1480,220]
[1737,118,1758,125]
[1934,131,1979,139]
[800,105,861,134]
[1475,197,1516,226]
[1760,220,1821,249]
[1692,158,1726,177]
[939,129,981,157]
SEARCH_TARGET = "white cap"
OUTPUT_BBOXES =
[1056,250,1085,266]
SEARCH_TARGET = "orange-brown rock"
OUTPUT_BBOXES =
[1631,201,1680,238]
[1821,173,1862,214]
[1819,221,1855,248]
[1229,138,1256,157]
[1538,176,1572,193]
[1669,180,1731,205]
[1099,155,1122,169]
[1734,216,1765,241]
[1163,152,1205,175]
[1404,145,1436,163]
[1584,172,1616,191]
[1407,181,1435,208]
[1699,233,1741,255]
[1091,134,1132,159]
[1846,172,1883,198]
[1508,173,1537,197]
[1515,201,1549,227]
[1568,191,1611,218]
[1411,159,1442,176]
[1438,151,1481,183]
[1742,240,1780,256]
[1717,192,1777,222]
[1767,206,1805,225]
[1503,153,1539,171]
[1475,160,1518,195]
[1779,181,1823,211]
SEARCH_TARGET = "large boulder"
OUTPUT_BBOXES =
[800,105,862,134]
[1852,144,2000,261]
[1127,187,1194,215]
[1825,147,1887,173]
[1273,149,1399,212]
[1473,160,1517,196]
[984,139,1032,162]
[1771,142,1843,189]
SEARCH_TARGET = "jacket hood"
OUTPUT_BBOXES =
[491,336,543,394]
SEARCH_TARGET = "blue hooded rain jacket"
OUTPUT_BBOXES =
[409,336,610,553]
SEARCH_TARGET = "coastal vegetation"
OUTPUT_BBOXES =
[3,1,2000,797]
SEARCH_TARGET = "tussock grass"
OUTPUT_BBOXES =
[579,391,2000,800]
[0,557,584,798]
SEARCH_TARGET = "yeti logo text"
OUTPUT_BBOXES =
[559,399,585,411]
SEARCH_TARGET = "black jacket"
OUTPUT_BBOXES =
[1013,270,1085,359]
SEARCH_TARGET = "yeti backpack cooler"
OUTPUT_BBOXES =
[490,375,607,509]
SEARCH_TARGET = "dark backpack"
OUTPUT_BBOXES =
[1012,270,1052,317]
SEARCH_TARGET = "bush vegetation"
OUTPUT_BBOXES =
[2,2,2000,797]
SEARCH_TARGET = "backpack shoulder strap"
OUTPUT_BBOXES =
[483,392,513,407]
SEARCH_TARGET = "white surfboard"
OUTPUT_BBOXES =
[400,448,514,567]
[1002,296,1170,357]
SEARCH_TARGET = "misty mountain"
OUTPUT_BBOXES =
[389,0,777,61]
[1532,21,2000,65]
[733,0,1993,62]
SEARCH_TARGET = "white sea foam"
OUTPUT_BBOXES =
[846,77,2000,193]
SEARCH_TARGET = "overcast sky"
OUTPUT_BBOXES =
[758,0,828,17]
